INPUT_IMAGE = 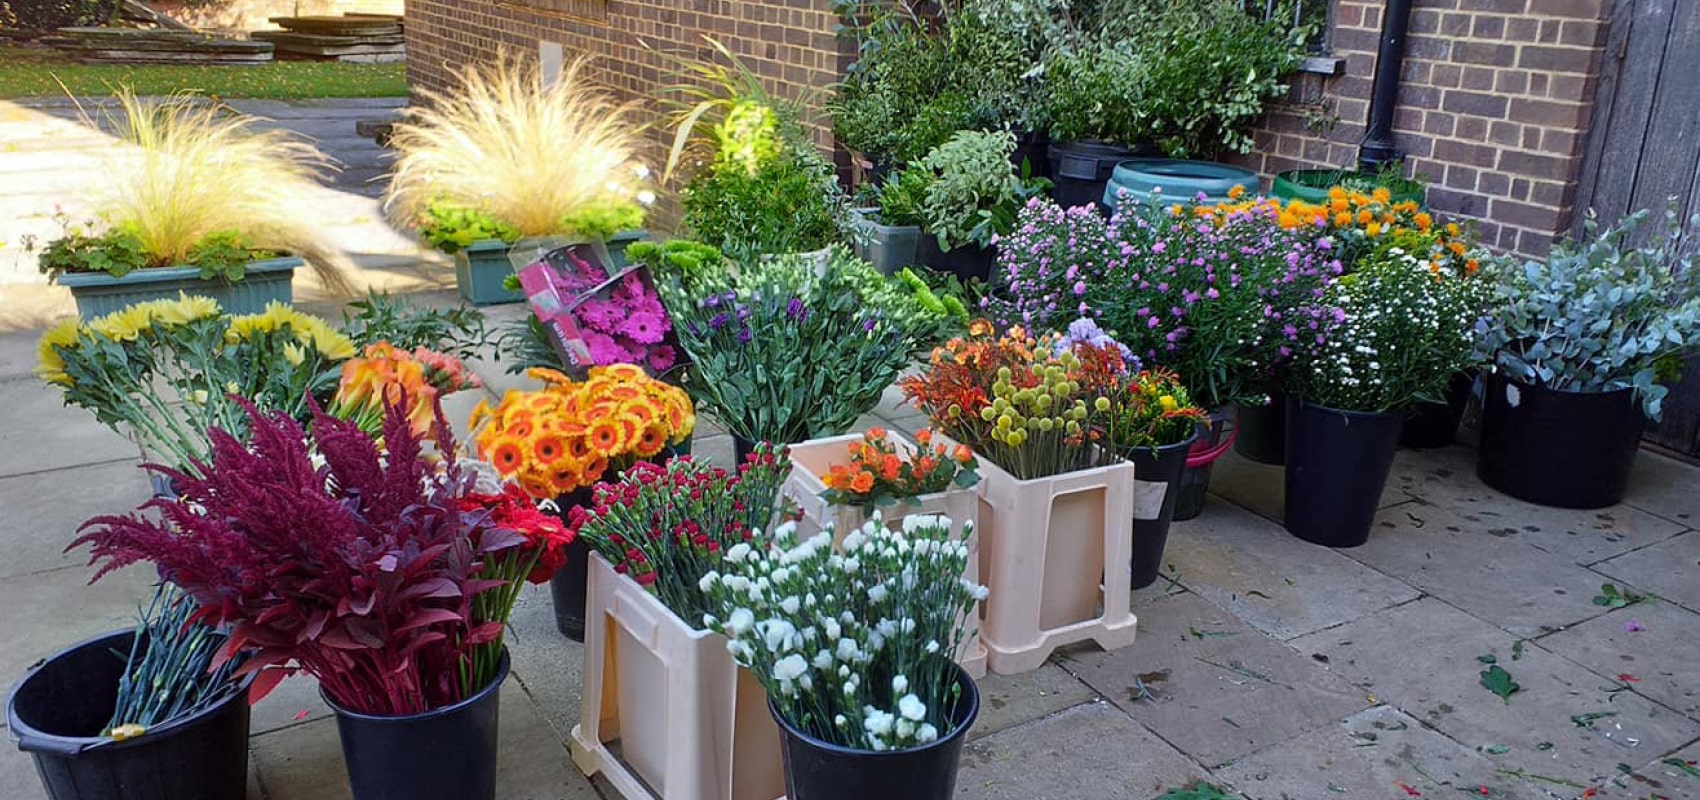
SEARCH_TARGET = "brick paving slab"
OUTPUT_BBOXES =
[968,663,1099,740]
[0,459,148,579]
[954,702,1209,800]
[1593,531,1700,613]
[1539,599,1700,722]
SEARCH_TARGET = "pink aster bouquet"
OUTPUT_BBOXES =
[550,246,680,374]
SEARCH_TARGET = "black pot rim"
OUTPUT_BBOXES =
[322,649,510,724]
[1292,397,1403,421]
[6,629,255,753]
[1489,371,1638,399]
[768,661,979,758]
[1117,430,1201,459]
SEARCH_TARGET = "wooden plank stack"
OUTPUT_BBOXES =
[253,15,405,64]
[51,27,273,65]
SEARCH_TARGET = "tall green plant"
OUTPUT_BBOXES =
[107,585,246,738]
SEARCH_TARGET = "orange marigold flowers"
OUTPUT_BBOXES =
[1227,184,1247,200]
[1414,212,1433,232]
[1356,209,1374,225]
[471,365,695,498]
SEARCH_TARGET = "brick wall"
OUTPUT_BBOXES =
[1231,0,1612,256]
[405,0,851,154]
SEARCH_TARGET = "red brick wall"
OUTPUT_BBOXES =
[1231,0,1612,255]
[405,0,851,151]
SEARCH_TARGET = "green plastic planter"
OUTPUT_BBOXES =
[58,256,301,320]
[1103,159,1260,208]
[850,209,922,275]
[1271,170,1427,207]
[454,239,524,306]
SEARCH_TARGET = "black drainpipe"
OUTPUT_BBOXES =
[1358,0,1416,170]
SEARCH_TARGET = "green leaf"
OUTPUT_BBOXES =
[1480,665,1520,703]
[1571,711,1617,728]
[1477,654,1497,664]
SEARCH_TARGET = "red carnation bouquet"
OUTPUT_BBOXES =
[72,398,571,716]
[569,444,793,629]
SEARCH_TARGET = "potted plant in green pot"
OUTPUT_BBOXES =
[29,91,343,319]
[907,130,1049,282]
[468,365,696,640]
[1271,164,1428,208]
[71,402,572,800]
[656,246,952,462]
[701,513,987,799]
[7,586,252,800]
[386,56,651,306]
[1285,238,1490,546]
[567,450,795,800]
[1475,207,1700,509]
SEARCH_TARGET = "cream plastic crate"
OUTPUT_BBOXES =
[784,433,987,678]
[974,456,1139,675]
[570,554,785,800]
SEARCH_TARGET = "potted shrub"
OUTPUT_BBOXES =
[1285,237,1491,546]
[901,322,1138,674]
[832,11,973,178]
[906,130,1049,282]
[7,586,252,800]
[35,296,355,477]
[71,402,571,800]
[386,56,651,306]
[1040,37,1151,209]
[567,450,794,800]
[700,514,988,799]
[1475,207,1700,509]
[663,39,852,267]
[1100,364,1210,589]
[654,246,954,460]
[469,364,696,640]
[28,91,341,319]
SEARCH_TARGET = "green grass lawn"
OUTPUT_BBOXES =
[0,45,408,99]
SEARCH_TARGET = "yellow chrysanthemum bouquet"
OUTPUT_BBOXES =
[36,295,354,473]
[470,364,695,500]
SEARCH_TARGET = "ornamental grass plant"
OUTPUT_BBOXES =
[700,515,987,751]
[73,401,568,715]
[385,55,649,249]
[34,91,345,288]
[571,445,793,627]
[36,296,354,472]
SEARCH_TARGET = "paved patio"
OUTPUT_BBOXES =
[2,98,1698,800]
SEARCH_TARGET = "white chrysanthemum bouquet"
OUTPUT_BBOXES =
[699,514,987,751]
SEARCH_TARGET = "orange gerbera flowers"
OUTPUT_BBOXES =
[471,365,695,499]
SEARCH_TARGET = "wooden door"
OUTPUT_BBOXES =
[1574,0,1700,457]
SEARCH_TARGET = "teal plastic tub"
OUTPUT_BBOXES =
[59,256,301,320]
[454,239,524,306]
[1103,159,1260,209]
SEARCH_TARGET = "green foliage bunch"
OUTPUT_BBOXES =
[1476,206,1700,419]
[902,130,1050,251]
[338,289,494,362]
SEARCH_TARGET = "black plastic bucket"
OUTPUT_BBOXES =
[6,630,252,800]
[1011,129,1052,181]
[916,238,994,283]
[1172,407,1237,521]
[773,663,978,800]
[1400,372,1476,449]
[328,650,508,800]
[1283,399,1403,548]
[1235,391,1288,465]
[548,486,597,641]
[1048,139,1139,211]
[1124,433,1197,589]
[1476,374,1645,509]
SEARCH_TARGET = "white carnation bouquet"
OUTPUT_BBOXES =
[699,513,987,751]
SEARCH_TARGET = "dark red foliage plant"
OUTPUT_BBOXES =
[71,398,565,716]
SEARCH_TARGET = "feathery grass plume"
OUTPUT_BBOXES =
[85,89,351,293]
[385,53,647,238]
